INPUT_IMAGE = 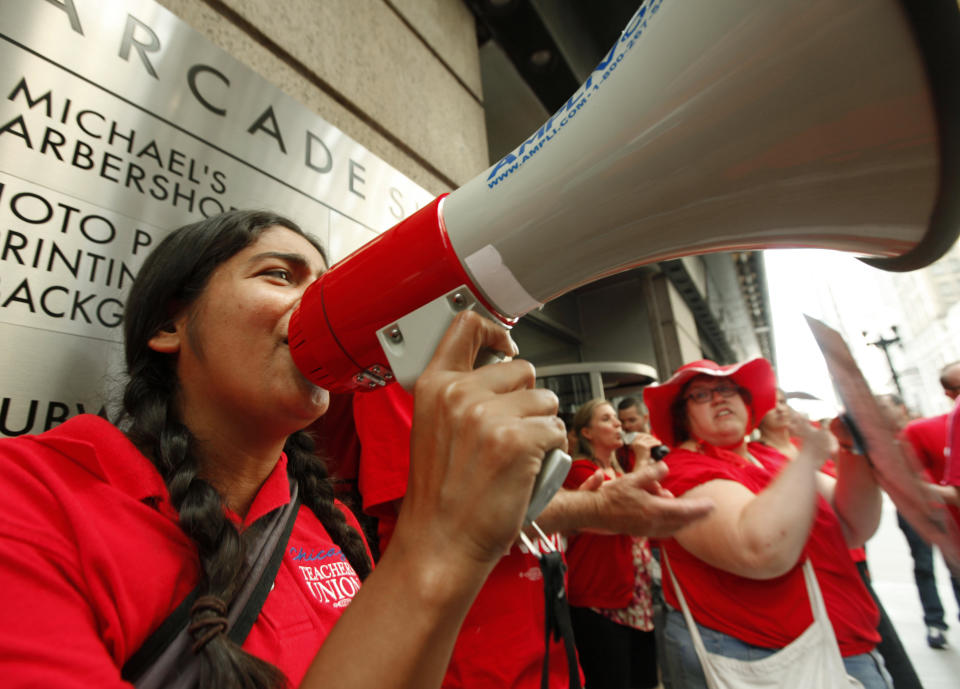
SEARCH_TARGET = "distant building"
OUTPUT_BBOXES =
[888,241,960,416]
[804,243,960,419]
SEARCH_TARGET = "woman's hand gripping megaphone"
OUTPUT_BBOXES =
[399,310,569,562]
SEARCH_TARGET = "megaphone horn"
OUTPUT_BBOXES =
[290,0,960,393]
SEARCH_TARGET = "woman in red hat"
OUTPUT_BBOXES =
[643,359,890,689]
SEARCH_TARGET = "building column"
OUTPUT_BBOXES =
[641,272,702,381]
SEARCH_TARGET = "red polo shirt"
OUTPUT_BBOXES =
[947,402,960,486]
[562,459,634,609]
[904,412,960,537]
[0,415,365,688]
[902,414,949,483]
[352,384,415,551]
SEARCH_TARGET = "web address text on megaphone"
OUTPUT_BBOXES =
[486,0,664,190]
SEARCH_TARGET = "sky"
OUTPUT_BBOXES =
[762,249,903,420]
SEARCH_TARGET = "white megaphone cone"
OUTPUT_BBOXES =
[289,0,960,394]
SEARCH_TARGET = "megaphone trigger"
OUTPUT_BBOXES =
[375,285,510,391]
[475,346,507,368]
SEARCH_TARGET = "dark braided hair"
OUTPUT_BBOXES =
[118,210,371,689]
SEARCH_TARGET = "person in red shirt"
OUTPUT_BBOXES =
[942,395,960,500]
[355,383,576,689]
[756,387,800,459]
[758,391,923,689]
[565,398,658,689]
[0,210,572,689]
[353,382,715,689]
[644,358,889,689]
[898,361,960,649]
[615,397,664,471]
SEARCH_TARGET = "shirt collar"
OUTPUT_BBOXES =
[225,453,292,527]
[40,415,169,502]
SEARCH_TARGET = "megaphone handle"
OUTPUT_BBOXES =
[524,447,572,525]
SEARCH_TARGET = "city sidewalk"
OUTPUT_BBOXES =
[868,496,960,689]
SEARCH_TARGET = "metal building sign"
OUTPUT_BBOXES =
[0,0,433,436]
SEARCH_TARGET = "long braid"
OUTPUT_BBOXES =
[123,387,370,688]
[121,356,285,689]
[285,431,372,580]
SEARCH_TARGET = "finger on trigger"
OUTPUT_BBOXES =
[425,310,517,376]
[466,358,540,394]
[481,386,559,418]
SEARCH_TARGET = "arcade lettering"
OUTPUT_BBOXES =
[31,0,417,221]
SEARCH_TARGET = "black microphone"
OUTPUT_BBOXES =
[651,445,670,461]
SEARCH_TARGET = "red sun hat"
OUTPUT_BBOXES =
[643,358,777,448]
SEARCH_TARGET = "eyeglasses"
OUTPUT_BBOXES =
[684,381,741,404]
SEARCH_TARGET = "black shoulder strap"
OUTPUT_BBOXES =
[121,485,301,686]
[539,551,582,689]
[121,589,199,681]
[229,489,300,644]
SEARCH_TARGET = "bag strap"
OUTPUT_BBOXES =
[122,480,301,687]
[229,483,301,644]
[662,547,714,664]
[662,549,833,663]
[538,551,582,689]
[121,588,200,682]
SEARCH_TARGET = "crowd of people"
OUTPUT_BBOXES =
[1,209,958,689]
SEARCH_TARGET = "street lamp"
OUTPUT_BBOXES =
[863,326,904,399]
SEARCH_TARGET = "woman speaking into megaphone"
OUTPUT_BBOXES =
[0,210,714,689]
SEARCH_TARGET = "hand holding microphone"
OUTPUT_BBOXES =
[622,430,670,464]
[651,445,671,461]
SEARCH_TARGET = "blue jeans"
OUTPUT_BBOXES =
[662,608,892,689]
[898,512,960,628]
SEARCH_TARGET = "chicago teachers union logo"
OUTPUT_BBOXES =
[289,546,361,608]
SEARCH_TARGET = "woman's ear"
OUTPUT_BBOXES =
[147,320,182,353]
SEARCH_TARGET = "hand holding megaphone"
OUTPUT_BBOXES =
[402,310,568,562]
